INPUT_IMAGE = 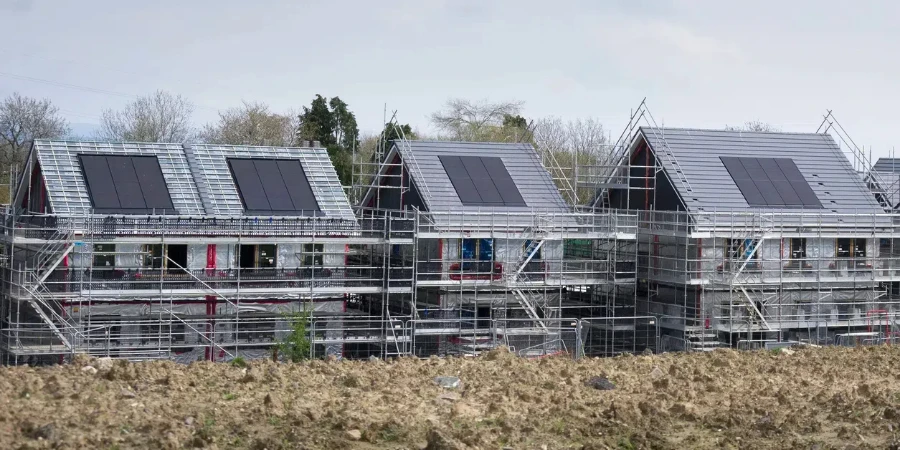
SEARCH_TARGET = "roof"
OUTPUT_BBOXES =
[873,158,900,173]
[33,140,205,217]
[28,140,354,220]
[185,144,353,220]
[395,140,569,214]
[638,127,886,225]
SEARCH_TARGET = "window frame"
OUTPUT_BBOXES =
[92,243,116,268]
[789,238,807,260]
[301,243,324,267]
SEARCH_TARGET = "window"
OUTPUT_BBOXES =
[237,319,276,342]
[93,243,115,267]
[789,238,806,259]
[837,238,867,258]
[460,238,493,261]
[142,244,188,271]
[524,240,542,260]
[143,244,163,268]
[726,239,758,260]
[302,243,324,266]
[258,245,276,268]
[238,244,277,268]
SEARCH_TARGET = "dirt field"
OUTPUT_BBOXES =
[1,346,899,449]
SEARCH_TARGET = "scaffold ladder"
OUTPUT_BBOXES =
[817,110,892,211]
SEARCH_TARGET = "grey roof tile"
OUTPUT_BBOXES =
[31,140,354,220]
[639,127,884,217]
[396,140,569,214]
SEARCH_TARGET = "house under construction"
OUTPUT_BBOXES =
[357,140,644,357]
[5,104,897,364]
[1,140,385,364]
[590,107,900,350]
[1,136,649,364]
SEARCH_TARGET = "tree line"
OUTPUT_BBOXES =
[0,90,778,203]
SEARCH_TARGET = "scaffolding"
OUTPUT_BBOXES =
[571,102,900,351]
[9,101,892,364]
[347,117,647,358]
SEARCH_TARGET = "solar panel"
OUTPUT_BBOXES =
[79,155,120,209]
[459,156,504,204]
[719,156,822,209]
[438,155,482,203]
[254,159,294,211]
[78,154,175,214]
[775,158,823,208]
[107,156,146,209]
[719,157,767,206]
[227,158,321,215]
[131,157,175,210]
[228,159,270,211]
[439,155,527,207]
[480,157,527,206]
[276,160,320,213]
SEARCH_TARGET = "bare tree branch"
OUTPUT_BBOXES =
[430,98,523,141]
[0,93,69,200]
[200,101,298,146]
[98,90,194,142]
[725,120,780,132]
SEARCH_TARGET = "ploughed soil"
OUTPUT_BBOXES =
[1,346,900,450]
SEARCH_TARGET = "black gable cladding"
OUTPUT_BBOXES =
[227,158,321,216]
[720,156,823,209]
[78,154,175,214]
[438,155,526,207]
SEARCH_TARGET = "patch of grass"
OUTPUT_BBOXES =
[223,393,237,401]
[268,416,282,426]
[618,436,636,450]
[379,425,404,442]
[551,418,566,434]
[770,348,783,355]
[230,356,248,368]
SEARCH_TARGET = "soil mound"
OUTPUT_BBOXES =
[1,346,899,449]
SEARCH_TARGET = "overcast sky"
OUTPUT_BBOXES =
[3,0,899,159]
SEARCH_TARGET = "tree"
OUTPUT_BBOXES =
[430,98,523,141]
[297,95,334,146]
[275,309,312,362]
[725,121,780,132]
[200,101,298,146]
[99,90,194,142]
[531,116,610,204]
[328,97,359,151]
[0,93,70,159]
[0,93,69,202]
[296,95,362,186]
[382,122,416,143]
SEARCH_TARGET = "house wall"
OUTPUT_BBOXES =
[441,238,564,272]
[609,139,683,211]
[63,300,345,362]
[642,234,880,286]
[69,243,347,270]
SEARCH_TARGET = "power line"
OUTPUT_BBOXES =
[0,71,219,112]
[0,71,135,99]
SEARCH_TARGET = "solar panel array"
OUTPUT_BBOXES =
[720,156,822,208]
[78,155,176,213]
[438,155,526,207]
[227,158,321,215]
